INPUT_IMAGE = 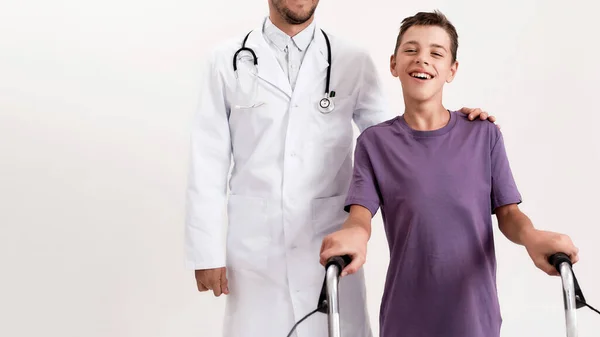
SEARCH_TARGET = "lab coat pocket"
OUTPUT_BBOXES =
[226,195,270,271]
[311,194,349,239]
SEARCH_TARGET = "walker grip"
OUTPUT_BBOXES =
[548,252,587,310]
[548,252,572,272]
[548,253,573,272]
[317,255,352,314]
[325,255,352,275]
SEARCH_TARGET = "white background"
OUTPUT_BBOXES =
[1,0,599,336]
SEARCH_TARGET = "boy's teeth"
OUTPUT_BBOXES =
[411,72,431,79]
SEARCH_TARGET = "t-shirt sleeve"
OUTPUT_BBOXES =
[490,130,522,213]
[344,135,381,217]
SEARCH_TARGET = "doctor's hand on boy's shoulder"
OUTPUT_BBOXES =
[195,267,229,296]
[522,229,579,276]
[459,107,501,128]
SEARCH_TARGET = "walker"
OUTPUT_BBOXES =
[285,255,351,337]
[287,253,597,337]
[317,255,352,337]
[548,252,598,337]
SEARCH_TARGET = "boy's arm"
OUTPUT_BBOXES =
[320,134,381,276]
[495,204,579,276]
[496,204,535,246]
[491,130,579,275]
[320,205,373,276]
[342,205,374,238]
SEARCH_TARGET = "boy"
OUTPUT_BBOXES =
[319,10,579,337]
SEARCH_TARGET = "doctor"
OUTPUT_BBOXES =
[185,1,494,337]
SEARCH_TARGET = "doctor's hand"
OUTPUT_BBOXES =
[320,227,369,277]
[459,107,499,128]
[195,267,229,296]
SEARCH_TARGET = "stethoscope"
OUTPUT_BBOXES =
[232,29,336,114]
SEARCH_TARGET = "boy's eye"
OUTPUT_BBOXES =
[432,52,443,57]
[404,49,416,53]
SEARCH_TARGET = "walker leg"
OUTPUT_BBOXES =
[326,264,341,337]
[549,253,578,337]
[319,255,351,337]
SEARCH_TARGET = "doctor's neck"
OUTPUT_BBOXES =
[402,97,450,132]
[269,13,315,37]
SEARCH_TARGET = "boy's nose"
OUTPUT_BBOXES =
[416,59,429,66]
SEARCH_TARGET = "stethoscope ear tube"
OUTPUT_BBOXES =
[233,31,256,72]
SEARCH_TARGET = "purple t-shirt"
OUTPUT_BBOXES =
[345,110,522,337]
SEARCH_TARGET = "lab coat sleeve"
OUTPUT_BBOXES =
[352,52,395,132]
[184,52,232,270]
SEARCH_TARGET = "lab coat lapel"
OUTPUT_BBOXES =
[293,28,329,99]
[245,29,293,98]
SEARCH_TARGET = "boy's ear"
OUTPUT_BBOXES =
[446,60,459,83]
[390,54,399,77]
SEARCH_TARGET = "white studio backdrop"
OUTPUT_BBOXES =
[1,0,599,336]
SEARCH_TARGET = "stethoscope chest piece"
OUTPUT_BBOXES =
[318,91,336,114]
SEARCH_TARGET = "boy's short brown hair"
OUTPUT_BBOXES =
[393,10,459,63]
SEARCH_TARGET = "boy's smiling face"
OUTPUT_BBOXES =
[390,25,459,103]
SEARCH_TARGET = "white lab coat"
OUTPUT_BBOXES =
[185,18,394,337]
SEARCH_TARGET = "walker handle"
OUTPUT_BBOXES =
[317,255,352,315]
[322,255,351,337]
[549,252,572,271]
[325,255,352,275]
